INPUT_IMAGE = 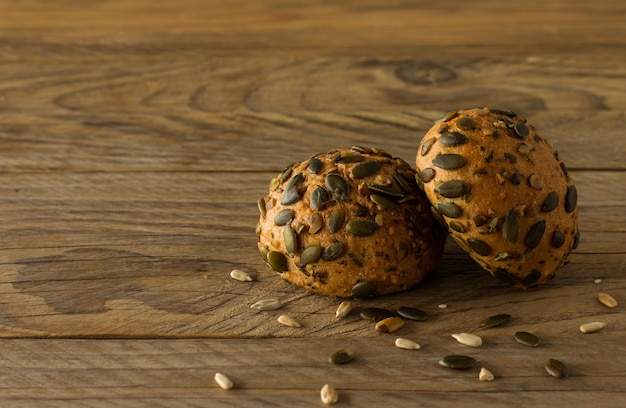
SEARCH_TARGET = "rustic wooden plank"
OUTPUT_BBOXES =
[0,337,624,407]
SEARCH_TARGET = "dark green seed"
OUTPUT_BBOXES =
[521,269,542,287]
[410,214,428,234]
[346,220,379,237]
[467,238,491,256]
[542,191,559,212]
[493,268,516,286]
[274,209,293,226]
[352,161,383,179]
[309,212,323,234]
[351,281,376,298]
[299,245,322,266]
[336,154,364,164]
[439,131,468,147]
[396,306,428,321]
[329,349,356,365]
[435,201,462,218]
[432,154,467,169]
[552,230,565,248]
[565,185,577,212]
[284,226,297,257]
[328,208,345,233]
[504,152,517,164]
[371,194,398,210]
[419,168,436,183]
[359,307,396,322]
[278,164,295,184]
[514,122,530,138]
[351,146,372,154]
[514,331,540,347]
[285,172,305,191]
[502,210,519,243]
[449,220,465,233]
[435,110,458,123]
[281,187,301,205]
[525,220,546,249]
[420,137,436,156]
[322,241,344,261]
[439,355,477,370]
[430,206,447,228]
[434,180,470,198]
[573,230,580,250]
[369,184,404,198]
[325,173,349,198]
[480,313,511,328]
[258,197,267,219]
[267,251,288,272]
[310,186,329,211]
[393,170,416,194]
[491,109,517,117]
[545,358,568,379]
[307,157,324,174]
[456,117,475,130]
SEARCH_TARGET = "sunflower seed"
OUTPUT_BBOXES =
[479,367,495,382]
[480,313,511,328]
[325,173,349,198]
[433,154,467,169]
[439,355,477,369]
[467,239,492,256]
[435,201,462,218]
[329,349,355,365]
[565,185,577,212]
[598,292,618,308]
[257,197,267,218]
[351,281,376,298]
[494,252,511,261]
[346,220,379,237]
[434,180,470,198]
[439,131,468,146]
[456,117,475,130]
[502,209,519,243]
[307,157,324,174]
[267,251,288,273]
[230,269,254,282]
[214,372,234,390]
[396,307,428,321]
[251,298,282,311]
[328,208,345,233]
[320,384,339,405]
[514,331,540,347]
[395,337,421,350]
[375,316,405,333]
[274,209,293,226]
[438,304,448,309]
[452,333,483,348]
[284,226,297,257]
[371,193,398,210]
[322,241,344,261]
[579,321,606,333]
[299,245,322,266]
[309,212,324,234]
[335,301,353,319]
[421,137,436,155]
[277,314,301,328]
[552,230,565,248]
[310,186,329,211]
[528,174,543,190]
[545,358,568,379]
[525,220,546,249]
[360,307,396,322]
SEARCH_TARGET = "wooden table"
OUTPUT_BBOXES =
[1,1,625,406]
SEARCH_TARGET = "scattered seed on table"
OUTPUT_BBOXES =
[514,331,540,347]
[479,367,495,381]
[375,316,405,333]
[230,269,253,282]
[320,384,339,405]
[594,279,602,284]
[545,358,569,378]
[579,321,606,333]
[452,333,483,348]
[335,301,353,319]
[250,298,282,311]
[480,313,511,328]
[598,292,618,308]
[396,306,428,321]
[360,307,397,322]
[439,355,478,369]
[329,349,356,365]
[395,337,421,350]
[438,304,448,309]
[277,314,301,328]
[214,372,234,390]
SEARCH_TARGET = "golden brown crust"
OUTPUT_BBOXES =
[415,108,579,288]
[257,147,447,298]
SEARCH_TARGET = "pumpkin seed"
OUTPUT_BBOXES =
[502,209,519,243]
[504,152,517,164]
[551,230,565,248]
[250,298,282,311]
[284,226,297,257]
[309,212,324,234]
[320,384,339,405]
[285,172,305,191]
[351,146,372,154]
[307,157,324,174]
[310,186,329,211]
[214,372,234,390]
[375,316,405,333]
[299,245,322,266]
[435,110,458,123]
[456,116,475,130]
[409,214,428,234]
[514,331,540,347]
[439,355,477,369]
[267,251,288,272]
[274,209,293,226]
[573,230,580,249]
[479,367,495,382]
[277,314,301,328]
[346,220,379,237]
[521,269,542,287]
[335,301,353,318]
[525,220,546,249]
[493,268,516,286]
[517,143,532,155]
[542,191,559,212]
[360,307,397,322]
[257,197,267,219]
[351,281,376,298]
[278,163,295,184]
[481,313,511,328]
[230,269,254,282]
[435,201,462,218]
[439,131,468,146]
[329,349,355,365]
[369,184,404,198]
[420,137,436,155]
[432,153,467,169]
[565,185,577,212]
[325,173,349,198]
[431,206,447,228]
[396,306,428,321]
[281,187,300,205]
[491,108,517,117]
[528,174,543,190]
[336,154,363,164]
[419,168,436,183]
[452,333,483,348]
[395,337,421,350]
[434,180,470,198]
[371,193,398,210]
[545,358,568,379]
[467,238,492,256]
[322,241,344,261]
[579,321,606,333]
[598,292,618,308]
[514,122,530,138]
[449,220,465,233]
[328,208,345,233]
[393,170,415,194]
[352,161,383,179]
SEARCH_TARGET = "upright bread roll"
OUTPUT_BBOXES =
[415,108,579,288]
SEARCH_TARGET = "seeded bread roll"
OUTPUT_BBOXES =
[415,108,579,288]
[257,147,447,298]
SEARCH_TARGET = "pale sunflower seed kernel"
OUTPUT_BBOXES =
[579,321,606,334]
[479,367,495,382]
[335,301,353,319]
[277,314,301,328]
[250,298,282,311]
[230,269,253,282]
[395,337,421,350]
[320,384,339,405]
[451,333,483,348]
[598,292,618,308]
[214,372,234,390]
